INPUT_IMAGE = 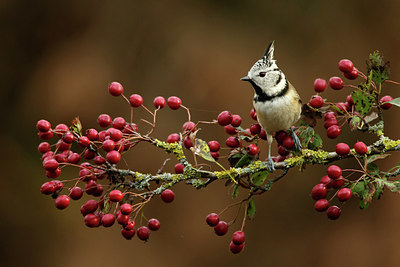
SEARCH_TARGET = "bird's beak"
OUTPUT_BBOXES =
[240,76,251,81]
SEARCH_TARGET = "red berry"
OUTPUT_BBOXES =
[346,94,354,106]
[102,139,115,152]
[226,136,240,148]
[86,128,99,141]
[214,221,228,236]
[313,78,327,93]
[282,136,295,149]
[337,188,352,202]
[208,141,220,152]
[46,168,61,178]
[167,133,180,143]
[326,125,341,139]
[40,181,55,195]
[109,190,123,202]
[117,213,130,225]
[108,82,123,96]
[51,180,63,191]
[78,136,90,147]
[148,218,161,231]
[124,220,135,230]
[259,129,267,140]
[120,203,132,215]
[335,143,350,156]
[94,155,106,165]
[311,183,327,200]
[231,114,242,127]
[182,121,196,133]
[217,111,233,126]
[329,76,344,90]
[55,195,70,210]
[320,175,332,185]
[121,229,136,240]
[38,130,54,140]
[206,213,220,227]
[137,226,150,241]
[324,118,338,129]
[354,141,367,155]
[153,96,166,109]
[327,165,342,179]
[324,112,336,121]
[129,94,143,107]
[314,199,329,212]
[161,189,175,203]
[250,123,262,135]
[211,151,220,160]
[380,95,394,110]
[232,231,245,245]
[38,142,51,154]
[80,200,98,216]
[229,241,244,254]
[309,95,324,108]
[84,213,100,227]
[343,68,358,80]
[107,128,123,141]
[278,145,289,157]
[250,108,257,120]
[224,125,237,135]
[112,117,126,130]
[275,130,288,144]
[246,144,259,155]
[106,150,121,164]
[36,119,51,132]
[43,158,59,171]
[338,59,354,73]
[67,153,80,164]
[101,214,115,227]
[84,149,96,160]
[174,163,185,174]
[335,102,348,114]
[97,114,112,127]
[326,206,341,220]
[167,96,182,110]
[54,124,69,137]
[85,180,98,195]
[328,177,345,189]
[70,187,83,200]
[183,136,193,149]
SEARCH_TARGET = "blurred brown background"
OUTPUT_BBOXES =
[1,0,400,266]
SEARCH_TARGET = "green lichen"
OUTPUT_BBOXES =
[214,168,240,180]
[383,138,400,150]
[284,149,329,168]
[155,139,186,160]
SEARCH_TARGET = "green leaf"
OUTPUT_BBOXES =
[352,180,373,209]
[367,50,390,85]
[373,182,384,199]
[367,163,379,176]
[232,184,240,198]
[352,180,367,198]
[366,154,390,165]
[387,97,400,108]
[351,90,375,116]
[193,138,215,162]
[235,154,252,168]
[309,133,323,150]
[251,171,269,186]
[247,198,256,219]
[71,117,82,135]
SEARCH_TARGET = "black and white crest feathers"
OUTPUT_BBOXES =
[262,40,275,64]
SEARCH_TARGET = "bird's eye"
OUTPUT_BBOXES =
[259,72,266,77]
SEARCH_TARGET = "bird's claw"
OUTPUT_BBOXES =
[290,129,302,152]
[267,157,275,172]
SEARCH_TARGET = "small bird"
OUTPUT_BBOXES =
[241,41,302,171]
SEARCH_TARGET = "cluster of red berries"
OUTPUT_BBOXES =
[272,130,295,162]
[37,81,186,242]
[205,213,245,254]
[311,140,368,220]
[309,59,394,139]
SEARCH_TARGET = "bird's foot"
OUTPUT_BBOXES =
[290,128,302,152]
[267,156,275,172]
